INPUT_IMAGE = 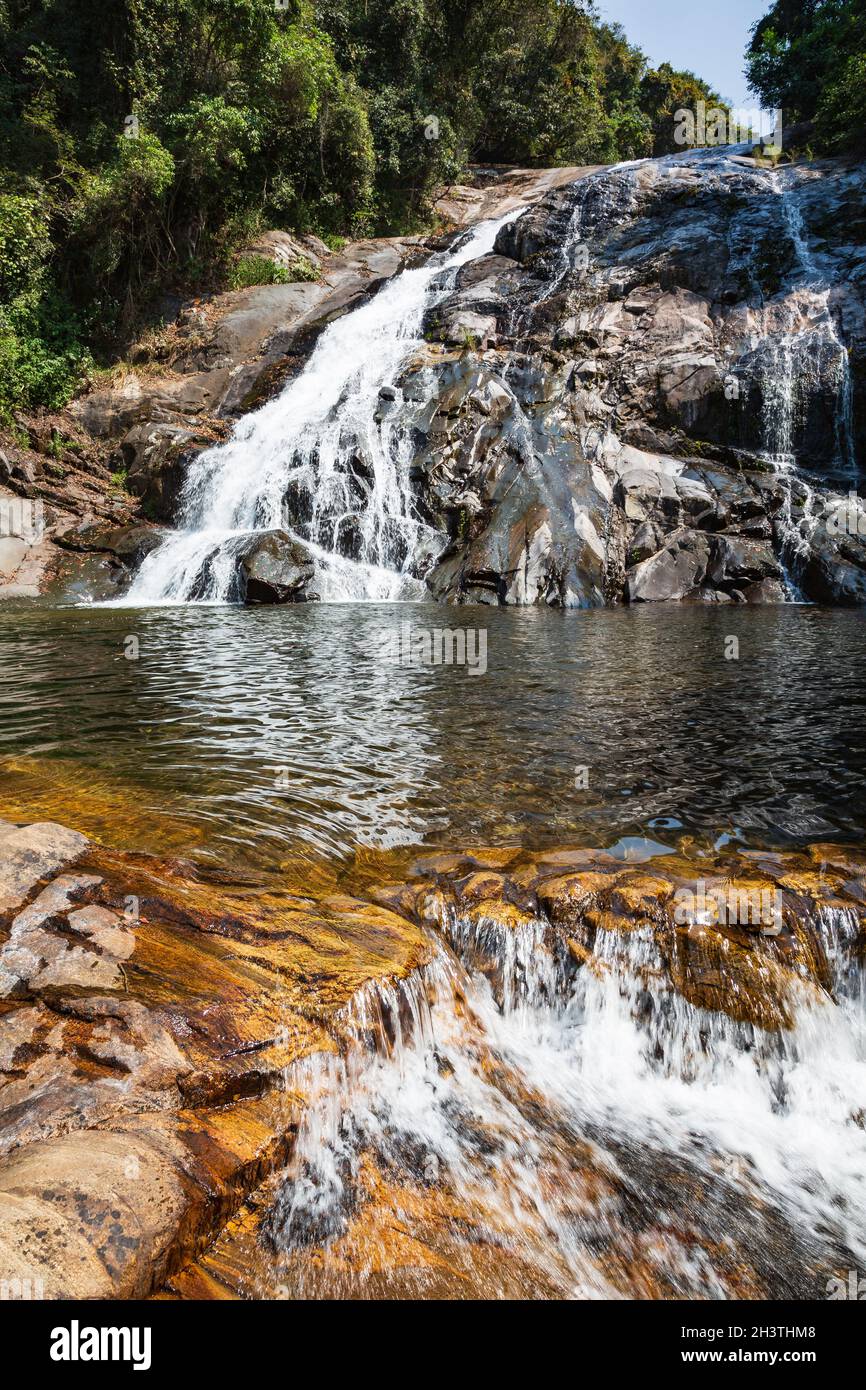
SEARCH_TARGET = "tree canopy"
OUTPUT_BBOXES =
[746,0,866,153]
[0,0,725,413]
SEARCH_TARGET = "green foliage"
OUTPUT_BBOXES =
[228,253,319,289]
[0,194,51,300]
[638,64,728,156]
[746,0,866,152]
[0,288,92,418]
[816,49,866,154]
[0,0,728,411]
[288,256,319,282]
[229,255,291,289]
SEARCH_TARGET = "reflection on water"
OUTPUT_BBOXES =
[0,603,864,872]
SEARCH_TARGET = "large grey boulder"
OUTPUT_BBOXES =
[800,499,866,603]
[235,531,317,604]
[626,530,713,602]
[625,528,782,603]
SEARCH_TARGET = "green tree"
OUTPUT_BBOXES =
[746,0,865,150]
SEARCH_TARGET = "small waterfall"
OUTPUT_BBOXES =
[756,171,855,476]
[262,896,866,1298]
[125,211,520,604]
[753,170,857,595]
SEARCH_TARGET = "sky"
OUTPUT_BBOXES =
[597,0,770,111]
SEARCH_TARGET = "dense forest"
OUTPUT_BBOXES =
[746,0,865,153]
[0,0,861,418]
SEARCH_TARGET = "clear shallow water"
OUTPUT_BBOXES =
[0,602,864,872]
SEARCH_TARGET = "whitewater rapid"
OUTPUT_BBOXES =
[260,900,866,1299]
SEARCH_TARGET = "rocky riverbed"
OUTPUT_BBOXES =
[1,146,864,1304]
[1,812,864,1299]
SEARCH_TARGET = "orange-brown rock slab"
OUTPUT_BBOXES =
[0,821,434,1299]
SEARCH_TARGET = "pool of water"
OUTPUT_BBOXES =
[1,602,864,875]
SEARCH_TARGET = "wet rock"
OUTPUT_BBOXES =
[799,499,866,604]
[429,154,866,608]
[120,423,205,521]
[236,530,316,604]
[380,841,865,1032]
[626,529,712,602]
[706,535,782,589]
[0,823,89,917]
[67,521,165,569]
[625,526,782,603]
[437,311,498,349]
[0,819,434,1297]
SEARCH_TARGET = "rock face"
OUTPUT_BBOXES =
[432,164,604,227]
[69,236,430,453]
[0,229,433,600]
[0,412,142,600]
[7,155,865,607]
[403,152,866,605]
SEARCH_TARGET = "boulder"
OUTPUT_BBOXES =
[236,530,317,604]
[800,503,866,604]
[706,534,782,589]
[437,310,498,349]
[69,522,164,568]
[626,529,712,602]
[120,423,204,520]
[0,819,434,1297]
[239,229,324,274]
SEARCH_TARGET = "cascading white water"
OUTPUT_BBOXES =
[124,212,520,605]
[266,902,866,1297]
[748,169,857,598]
[759,170,856,475]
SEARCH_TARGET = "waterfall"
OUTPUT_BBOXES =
[760,171,856,476]
[751,170,857,597]
[260,901,866,1298]
[124,211,520,605]
[114,153,858,613]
